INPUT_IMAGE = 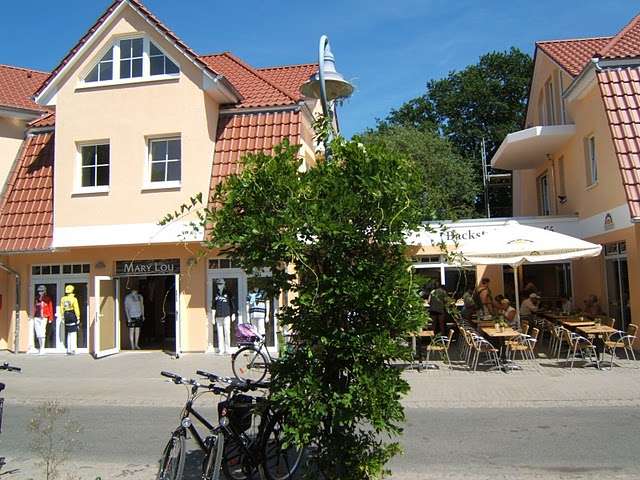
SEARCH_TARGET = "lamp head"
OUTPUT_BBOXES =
[300,40,353,102]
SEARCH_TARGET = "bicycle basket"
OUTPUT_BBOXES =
[236,323,259,344]
[218,394,254,432]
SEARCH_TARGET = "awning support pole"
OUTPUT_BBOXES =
[513,265,520,320]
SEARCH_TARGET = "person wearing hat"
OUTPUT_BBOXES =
[33,285,54,354]
[520,292,540,318]
[212,278,234,354]
[60,285,81,354]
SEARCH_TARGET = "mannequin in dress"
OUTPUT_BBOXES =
[33,285,54,354]
[212,279,234,354]
[246,287,268,336]
[124,288,145,350]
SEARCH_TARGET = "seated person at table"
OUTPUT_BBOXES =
[523,280,539,298]
[500,298,520,330]
[560,296,573,314]
[520,293,540,318]
[583,294,604,316]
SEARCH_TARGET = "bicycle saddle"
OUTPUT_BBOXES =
[0,382,4,392]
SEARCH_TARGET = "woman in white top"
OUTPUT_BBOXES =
[500,298,520,330]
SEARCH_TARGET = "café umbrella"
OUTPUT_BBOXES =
[458,220,603,316]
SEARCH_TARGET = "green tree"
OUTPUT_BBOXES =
[203,129,427,478]
[359,126,480,219]
[379,47,533,216]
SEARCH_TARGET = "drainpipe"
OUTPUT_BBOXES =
[0,262,21,354]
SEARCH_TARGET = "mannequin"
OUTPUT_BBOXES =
[124,288,145,350]
[60,285,80,355]
[212,279,234,354]
[246,288,268,336]
[33,285,54,354]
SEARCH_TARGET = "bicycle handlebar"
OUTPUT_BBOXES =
[0,362,21,372]
[196,369,270,392]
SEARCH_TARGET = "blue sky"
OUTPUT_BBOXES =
[1,1,637,137]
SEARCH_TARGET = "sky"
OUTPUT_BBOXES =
[1,1,638,138]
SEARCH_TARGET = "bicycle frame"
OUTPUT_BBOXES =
[178,388,218,451]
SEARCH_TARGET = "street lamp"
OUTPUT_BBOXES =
[300,35,354,160]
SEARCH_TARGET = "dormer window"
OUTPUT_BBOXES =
[82,37,179,86]
[85,47,114,83]
[150,43,179,76]
[119,38,143,79]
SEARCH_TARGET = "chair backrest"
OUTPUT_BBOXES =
[446,328,455,346]
[530,327,540,342]
[521,324,530,335]
[628,323,638,337]
[603,318,615,328]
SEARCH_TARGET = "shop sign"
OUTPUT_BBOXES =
[115,259,180,276]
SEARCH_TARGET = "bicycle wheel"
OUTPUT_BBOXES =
[156,431,186,480]
[202,431,225,480]
[221,437,250,480]
[261,414,303,480]
[232,346,269,383]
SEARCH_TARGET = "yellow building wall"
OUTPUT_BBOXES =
[515,85,627,219]
[0,243,216,353]
[0,117,26,193]
[52,5,218,229]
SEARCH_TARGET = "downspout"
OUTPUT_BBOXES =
[0,262,21,354]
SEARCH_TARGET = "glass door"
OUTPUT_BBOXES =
[606,257,630,331]
[94,276,120,357]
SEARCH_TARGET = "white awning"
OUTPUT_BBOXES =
[491,125,576,170]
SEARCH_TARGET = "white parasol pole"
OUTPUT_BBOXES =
[513,265,521,319]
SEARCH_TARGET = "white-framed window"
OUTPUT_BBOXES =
[544,78,556,125]
[150,42,179,76]
[85,47,114,83]
[79,143,110,190]
[82,36,180,86]
[537,171,551,216]
[148,137,181,185]
[119,38,143,79]
[585,135,598,186]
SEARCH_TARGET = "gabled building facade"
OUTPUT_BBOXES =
[0,0,319,356]
[492,13,640,331]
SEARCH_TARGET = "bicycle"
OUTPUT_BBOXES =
[156,370,228,480]
[232,326,275,383]
[197,370,303,480]
[0,362,22,477]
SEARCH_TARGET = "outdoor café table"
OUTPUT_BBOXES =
[410,330,436,370]
[577,325,617,362]
[480,326,522,372]
[561,319,596,329]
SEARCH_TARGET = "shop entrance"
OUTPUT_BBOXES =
[119,275,177,352]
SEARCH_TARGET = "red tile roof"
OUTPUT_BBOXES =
[598,14,640,59]
[597,67,640,219]
[33,0,237,101]
[0,64,48,112]
[257,63,318,101]
[0,132,54,251]
[537,38,612,77]
[200,53,298,108]
[28,112,56,129]
[210,110,302,194]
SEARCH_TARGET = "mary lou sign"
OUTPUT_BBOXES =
[115,259,180,276]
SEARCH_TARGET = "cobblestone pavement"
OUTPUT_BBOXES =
[2,349,639,409]
[1,349,639,479]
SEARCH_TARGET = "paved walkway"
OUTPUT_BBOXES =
[1,350,639,409]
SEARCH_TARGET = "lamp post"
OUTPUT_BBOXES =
[300,35,354,161]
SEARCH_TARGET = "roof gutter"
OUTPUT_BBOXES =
[0,262,21,354]
[563,59,598,103]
